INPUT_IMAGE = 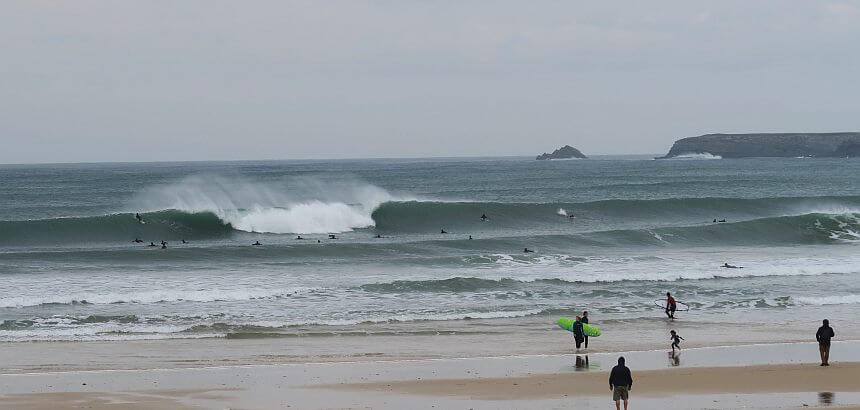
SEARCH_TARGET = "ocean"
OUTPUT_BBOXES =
[1,156,859,343]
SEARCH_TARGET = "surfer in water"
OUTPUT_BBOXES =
[468,235,472,240]
[572,316,585,351]
[133,238,143,243]
[181,239,187,244]
[582,311,590,349]
[252,241,262,246]
[440,229,447,234]
[148,242,156,247]
[296,235,304,240]
[665,292,677,319]
[161,243,167,249]
[374,234,383,238]
[135,213,143,223]
[523,247,534,253]
[480,213,488,221]
[722,262,742,269]
[670,330,684,353]
[328,234,337,239]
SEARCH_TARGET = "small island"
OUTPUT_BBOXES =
[658,132,860,159]
[536,145,587,160]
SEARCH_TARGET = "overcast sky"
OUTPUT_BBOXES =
[2,1,860,163]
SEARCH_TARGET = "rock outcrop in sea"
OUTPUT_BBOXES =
[659,133,860,159]
[536,145,587,160]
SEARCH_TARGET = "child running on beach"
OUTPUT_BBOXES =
[670,330,684,353]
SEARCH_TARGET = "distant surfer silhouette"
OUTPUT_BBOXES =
[160,240,167,246]
[161,243,167,249]
[328,234,337,239]
[149,242,156,247]
[722,262,742,269]
[296,235,304,240]
[718,219,726,223]
[252,241,262,246]
[181,239,187,244]
[133,238,143,243]
[468,235,472,240]
[374,234,383,238]
[135,213,143,223]
[480,214,488,221]
[524,247,534,253]
[440,229,447,234]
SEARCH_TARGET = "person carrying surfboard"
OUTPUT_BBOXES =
[665,292,677,319]
[572,316,585,350]
[581,311,590,349]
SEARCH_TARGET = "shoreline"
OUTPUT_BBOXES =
[2,341,860,409]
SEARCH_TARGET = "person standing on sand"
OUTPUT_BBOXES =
[816,319,835,366]
[581,310,590,349]
[572,315,585,351]
[609,356,632,410]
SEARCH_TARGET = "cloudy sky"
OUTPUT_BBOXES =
[2,1,860,163]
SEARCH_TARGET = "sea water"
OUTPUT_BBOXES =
[1,156,858,342]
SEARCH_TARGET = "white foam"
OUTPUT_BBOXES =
[132,175,416,234]
[556,208,568,216]
[0,287,318,308]
[796,294,860,306]
[669,152,722,160]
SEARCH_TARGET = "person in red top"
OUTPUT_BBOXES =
[665,292,677,319]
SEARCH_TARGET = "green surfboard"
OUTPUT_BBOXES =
[557,317,601,337]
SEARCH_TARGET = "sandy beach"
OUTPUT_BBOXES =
[2,341,860,409]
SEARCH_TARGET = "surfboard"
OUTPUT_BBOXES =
[556,317,601,337]
[654,300,690,311]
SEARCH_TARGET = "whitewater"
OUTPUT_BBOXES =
[1,156,859,342]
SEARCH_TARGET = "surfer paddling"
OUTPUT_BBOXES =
[664,292,677,319]
[722,262,742,269]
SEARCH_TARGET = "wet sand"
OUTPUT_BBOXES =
[2,342,860,409]
[336,362,860,400]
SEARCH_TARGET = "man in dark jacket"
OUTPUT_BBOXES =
[816,319,836,366]
[609,356,633,410]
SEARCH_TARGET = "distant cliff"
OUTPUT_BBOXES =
[659,133,860,159]
[536,145,587,160]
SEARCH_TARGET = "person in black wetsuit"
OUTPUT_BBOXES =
[670,330,684,353]
[572,316,584,350]
[135,213,143,223]
[133,238,143,243]
[148,242,156,247]
[722,262,742,269]
[440,229,447,234]
[581,310,590,349]
[816,319,835,366]
[252,241,262,246]
[480,214,488,221]
[523,248,534,253]
[609,356,633,410]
